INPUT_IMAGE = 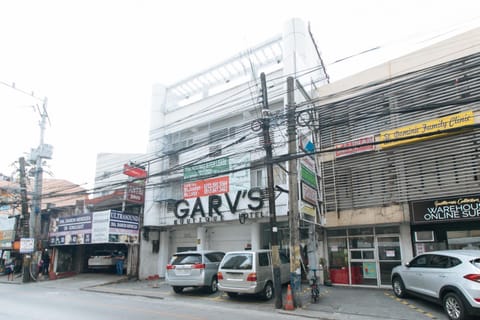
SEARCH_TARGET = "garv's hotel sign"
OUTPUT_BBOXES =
[410,196,480,225]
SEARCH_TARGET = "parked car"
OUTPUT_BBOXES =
[166,250,225,293]
[391,250,480,320]
[88,250,127,270]
[217,249,290,300]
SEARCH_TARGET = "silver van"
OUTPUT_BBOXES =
[166,250,225,293]
[217,249,290,300]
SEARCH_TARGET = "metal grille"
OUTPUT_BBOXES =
[318,52,480,211]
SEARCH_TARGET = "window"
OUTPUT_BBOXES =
[221,253,253,270]
[429,255,449,268]
[415,231,435,242]
[205,252,225,263]
[251,168,264,188]
[258,252,270,267]
[410,255,429,267]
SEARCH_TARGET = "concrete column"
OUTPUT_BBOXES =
[400,223,413,263]
[250,223,261,250]
[158,230,170,278]
[197,226,206,250]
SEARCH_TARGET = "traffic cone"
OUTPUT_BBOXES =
[284,284,295,310]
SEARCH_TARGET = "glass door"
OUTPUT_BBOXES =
[377,235,402,286]
[349,236,377,285]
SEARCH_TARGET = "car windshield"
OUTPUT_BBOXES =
[220,253,253,270]
[170,254,202,265]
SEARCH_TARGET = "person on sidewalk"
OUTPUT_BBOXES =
[113,251,125,275]
[41,249,51,276]
[5,258,14,281]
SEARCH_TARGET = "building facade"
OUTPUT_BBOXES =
[315,27,480,287]
[140,18,328,279]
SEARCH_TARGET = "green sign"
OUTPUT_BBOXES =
[184,157,230,180]
[301,165,316,187]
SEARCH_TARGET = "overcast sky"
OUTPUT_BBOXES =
[1,0,479,189]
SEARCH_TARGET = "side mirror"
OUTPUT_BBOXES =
[405,262,410,267]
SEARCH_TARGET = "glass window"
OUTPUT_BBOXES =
[348,228,373,236]
[171,254,202,265]
[220,253,253,270]
[375,226,400,234]
[410,255,429,267]
[378,237,401,260]
[258,252,269,267]
[429,255,449,268]
[447,230,480,250]
[349,237,374,249]
[205,252,225,263]
[327,229,346,237]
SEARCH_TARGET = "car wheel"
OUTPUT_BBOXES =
[392,277,407,298]
[226,292,238,298]
[260,281,274,300]
[205,277,218,294]
[172,286,184,294]
[443,292,467,320]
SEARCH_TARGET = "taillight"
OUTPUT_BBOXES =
[192,263,205,269]
[246,272,257,281]
[166,264,175,270]
[464,274,480,282]
[217,272,223,280]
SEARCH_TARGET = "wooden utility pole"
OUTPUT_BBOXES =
[260,72,282,309]
[287,77,301,306]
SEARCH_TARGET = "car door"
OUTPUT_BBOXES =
[421,254,452,298]
[401,254,431,295]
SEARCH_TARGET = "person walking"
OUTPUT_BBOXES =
[41,249,50,276]
[114,251,125,275]
[5,258,15,281]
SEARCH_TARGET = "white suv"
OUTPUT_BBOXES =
[391,250,480,320]
[166,250,225,294]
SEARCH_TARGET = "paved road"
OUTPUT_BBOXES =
[0,273,448,319]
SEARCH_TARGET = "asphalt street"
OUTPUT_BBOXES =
[0,273,448,319]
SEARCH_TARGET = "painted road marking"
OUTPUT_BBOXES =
[384,292,437,319]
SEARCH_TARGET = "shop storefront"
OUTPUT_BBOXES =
[410,195,480,255]
[327,225,402,287]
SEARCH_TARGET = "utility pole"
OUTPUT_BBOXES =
[31,98,50,248]
[287,77,301,306]
[260,72,282,309]
[19,157,31,282]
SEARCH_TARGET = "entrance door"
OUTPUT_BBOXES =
[349,236,377,286]
[377,236,402,286]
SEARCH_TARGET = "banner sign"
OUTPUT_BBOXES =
[49,213,92,245]
[184,157,229,181]
[0,214,15,249]
[126,182,145,204]
[335,136,375,158]
[183,176,229,199]
[379,110,474,149]
[49,210,139,245]
[410,195,480,225]
[123,164,147,178]
[20,238,34,253]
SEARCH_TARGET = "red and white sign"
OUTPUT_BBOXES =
[335,136,375,158]
[123,164,147,179]
[126,182,145,204]
[184,176,229,199]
